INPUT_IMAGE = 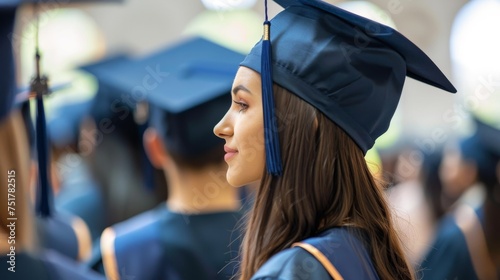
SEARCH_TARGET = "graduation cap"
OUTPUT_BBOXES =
[0,7,17,121]
[458,117,500,188]
[79,54,133,122]
[474,117,500,157]
[242,0,457,175]
[82,37,245,158]
[145,38,245,158]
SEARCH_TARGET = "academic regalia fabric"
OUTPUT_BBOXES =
[55,154,106,243]
[36,211,92,262]
[418,208,482,280]
[252,227,379,280]
[419,203,500,279]
[98,204,243,280]
[0,250,105,280]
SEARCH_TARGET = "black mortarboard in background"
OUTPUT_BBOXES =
[474,117,500,157]
[0,6,17,121]
[145,38,244,158]
[82,37,244,159]
[80,54,135,131]
[242,0,456,175]
[466,117,500,188]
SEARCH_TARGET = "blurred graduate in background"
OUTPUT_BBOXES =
[0,1,117,279]
[82,37,245,280]
[0,103,106,280]
[79,54,168,230]
[419,117,500,279]
[418,0,500,278]
[48,99,107,243]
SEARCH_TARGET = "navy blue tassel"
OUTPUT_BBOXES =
[35,94,52,217]
[261,1,282,176]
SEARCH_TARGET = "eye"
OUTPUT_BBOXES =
[233,100,249,113]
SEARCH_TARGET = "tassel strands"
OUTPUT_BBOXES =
[35,91,51,217]
[32,3,53,217]
[261,0,283,176]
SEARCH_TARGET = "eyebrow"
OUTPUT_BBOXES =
[232,85,252,96]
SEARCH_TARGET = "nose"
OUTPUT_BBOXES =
[214,112,233,139]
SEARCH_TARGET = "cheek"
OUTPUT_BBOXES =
[238,121,265,159]
[228,119,266,185]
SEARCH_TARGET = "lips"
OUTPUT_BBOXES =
[224,145,238,161]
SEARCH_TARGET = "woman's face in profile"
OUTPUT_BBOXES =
[214,66,265,187]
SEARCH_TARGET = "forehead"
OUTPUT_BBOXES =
[233,66,262,89]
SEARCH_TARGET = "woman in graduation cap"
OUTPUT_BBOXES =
[214,0,456,279]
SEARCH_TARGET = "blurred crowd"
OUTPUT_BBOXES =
[1,1,499,280]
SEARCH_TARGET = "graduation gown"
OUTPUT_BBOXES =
[0,250,104,280]
[55,157,106,243]
[36,212,92,262]
[251,227,379,280]
[97,204,242,280]
[419,205,498,279]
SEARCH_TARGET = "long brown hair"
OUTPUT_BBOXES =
[239,85,413,280]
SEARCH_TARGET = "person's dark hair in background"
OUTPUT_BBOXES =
[85,37,246,280]
[421,148,448,222]
[81,56,168,227]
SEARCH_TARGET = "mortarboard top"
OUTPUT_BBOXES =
[80,55,133,120]
[146,38,245,158]
[242,0,456,175]
[83,37,244,158]
[141,37,244,113]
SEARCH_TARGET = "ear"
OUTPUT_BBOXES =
[143,127,169,169]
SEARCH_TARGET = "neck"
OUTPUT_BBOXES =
[165,163,240,214]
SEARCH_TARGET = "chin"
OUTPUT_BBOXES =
[226,174,246,188]
[226,169,259,188]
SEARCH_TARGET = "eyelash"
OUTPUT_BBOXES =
[233,100,249,112]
